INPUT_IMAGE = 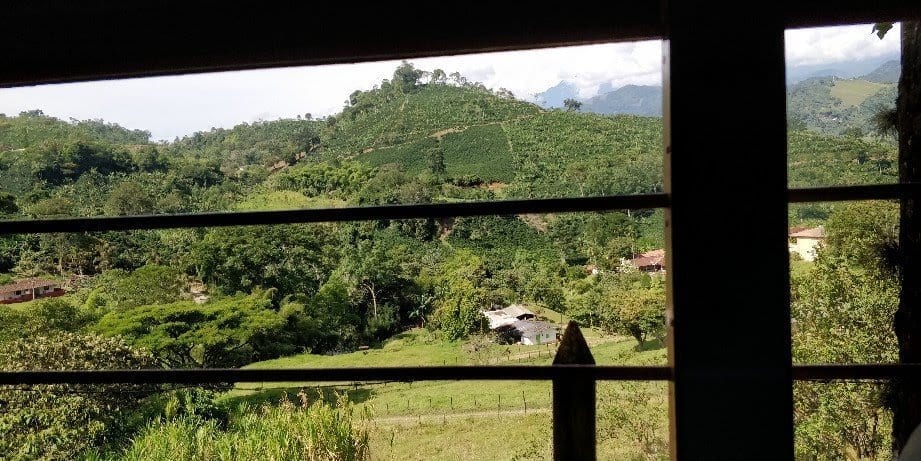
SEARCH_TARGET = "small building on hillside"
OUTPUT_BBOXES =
[623,249,666,273]
[482,304,535,329]
[511,320,558,345]
[789,226,825,262]
[484,304,558,345]
[0,278,64,304]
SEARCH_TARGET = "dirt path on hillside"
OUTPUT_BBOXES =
[371,407,550,425]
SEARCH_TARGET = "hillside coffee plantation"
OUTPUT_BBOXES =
[0,61,903,460]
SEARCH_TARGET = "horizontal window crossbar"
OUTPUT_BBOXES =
[0,194,670,235]
[6,365,920,384]
[1,183,915,236]
[0,366,672,385]
[788,183,921,203]
[793,364,921,381]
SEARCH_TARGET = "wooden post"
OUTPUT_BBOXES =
[553,321,595,461]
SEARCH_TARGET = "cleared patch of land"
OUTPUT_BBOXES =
[829,79,890,107]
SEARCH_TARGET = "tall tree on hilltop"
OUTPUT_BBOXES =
[393,61,423,94]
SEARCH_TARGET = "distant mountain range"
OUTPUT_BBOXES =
[534,82,662,116]
[785,53,900,84]
[534,56,900,124]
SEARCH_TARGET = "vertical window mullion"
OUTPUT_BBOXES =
[663,3,792,459]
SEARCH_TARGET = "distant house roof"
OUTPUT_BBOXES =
[510,320,557,335]
[502,304,534,318]
[790,226,825,239]
[0,278,59,295]
[483,304,536,329]
[630,249,666,268]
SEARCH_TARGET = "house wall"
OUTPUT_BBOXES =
[0,287,64,305]
[521,330,557,346]
[789,237,822,262]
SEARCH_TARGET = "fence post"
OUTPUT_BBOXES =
[553,321,595,461]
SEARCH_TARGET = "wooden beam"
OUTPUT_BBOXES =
[664,2,793,459]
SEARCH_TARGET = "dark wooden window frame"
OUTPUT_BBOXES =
[1,1,919,459]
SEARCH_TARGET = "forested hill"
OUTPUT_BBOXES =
[0,62,897,216]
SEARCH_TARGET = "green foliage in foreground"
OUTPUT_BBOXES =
[791,201,899,460]
[110,397,370,461]
[0,333,156,461]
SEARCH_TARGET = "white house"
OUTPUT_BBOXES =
[789,226,825,262]
[512,320,558,345]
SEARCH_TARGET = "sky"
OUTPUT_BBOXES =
[0,23,901,141]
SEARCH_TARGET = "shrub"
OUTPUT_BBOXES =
[112,394,370,461]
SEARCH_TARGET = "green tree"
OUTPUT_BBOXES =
[426,143,447,177]
[91,264,183,309]
[425,249,488,339]
[105,181,155,216]
[588,274,665,347]
[0,333,157,460]
[563,98,583,111]
[94,291,286,367]
[431,68,447,84]
[393,61,423,94]
[0,192,19,215]
[190,224,336,297]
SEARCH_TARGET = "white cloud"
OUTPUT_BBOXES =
[785,22,900,66]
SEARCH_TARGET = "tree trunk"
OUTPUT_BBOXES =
[893,20,921,455]
[364,282,378,317]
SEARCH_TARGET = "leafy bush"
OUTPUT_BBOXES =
[94,291,286,368]
[90,264,183,310]
[0,333,157,460]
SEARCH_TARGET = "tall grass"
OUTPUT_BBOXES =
[109,394,370,461]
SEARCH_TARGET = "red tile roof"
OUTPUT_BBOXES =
[631,249,665,268]
[0,278,59,295]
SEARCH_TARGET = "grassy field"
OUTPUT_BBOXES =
[830,79,890,107]
[224,325,668,460]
